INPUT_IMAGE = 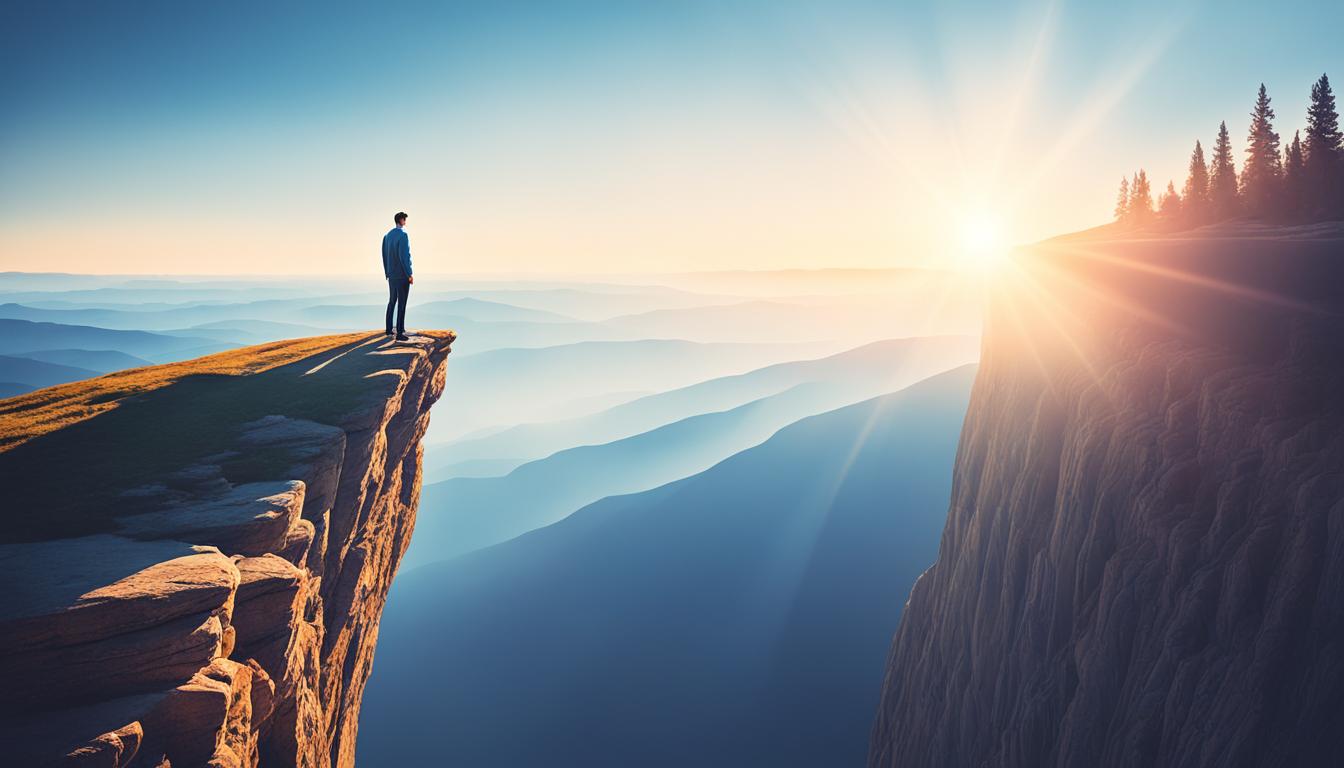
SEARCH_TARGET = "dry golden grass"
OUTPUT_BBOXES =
[0,330,455,543]
[0,333,369,453]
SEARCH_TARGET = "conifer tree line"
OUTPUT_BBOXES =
[1113,73,1342,228]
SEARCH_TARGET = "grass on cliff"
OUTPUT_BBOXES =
[0,333,369,452]
[0,333,439,544]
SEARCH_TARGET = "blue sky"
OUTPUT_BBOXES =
[2,0,1341,274]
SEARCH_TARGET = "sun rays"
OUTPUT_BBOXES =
[953,222,1334,418]
[783,0,1206,280]
[955,210,1009,273]
[772,0,1301,414]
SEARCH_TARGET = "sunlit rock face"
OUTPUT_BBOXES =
[869,223,1344,768]
[0,332,452,768]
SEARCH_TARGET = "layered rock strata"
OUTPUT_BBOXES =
[1,332,453,767]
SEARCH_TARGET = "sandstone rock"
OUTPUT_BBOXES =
[256,576,325,767]
[1,538,238,711]
[1,537,236,655]
[61,722,142,767]
[139,658,258,767]
[239,416,346,573]
[0,331,453,768]
[230,555,308,696]
[7,692,164,766]
[277,518,315,567]
[117,481,307,558]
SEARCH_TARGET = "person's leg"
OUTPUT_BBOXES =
[396,279,410,334]
[385,279,396,333]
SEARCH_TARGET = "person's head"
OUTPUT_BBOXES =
[394,211,408,227]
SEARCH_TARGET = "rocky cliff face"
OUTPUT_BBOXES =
[869,223,1344,767]
[0,331,453,767]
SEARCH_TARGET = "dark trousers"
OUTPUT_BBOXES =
[386,278,410,334]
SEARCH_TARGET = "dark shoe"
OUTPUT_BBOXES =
[384,329,394,336]
[395,333,410,341]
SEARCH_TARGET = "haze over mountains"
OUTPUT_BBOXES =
[404,335,979,566]
[0,319,234,365]
[361,366,978,766]
[436,339,857,440]
[0,268,981,766]
[426,335,979,480]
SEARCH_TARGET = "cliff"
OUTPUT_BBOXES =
[0,331,454,767]
[869,222,1344,767]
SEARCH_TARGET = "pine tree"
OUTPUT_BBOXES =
[1129,172,1140,224]
[1183,140,1210,225]
[1158,180,1182,224]
[1283,130,1306,219]
[1129,170,1154,225]
[1209,121,1240,220]
[1241,84,1282,217]
[1303,73,1342,218]
[1115,177,1130,222]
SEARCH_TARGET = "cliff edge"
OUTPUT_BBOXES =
[869,222,1344,767]
[0,331,454,767]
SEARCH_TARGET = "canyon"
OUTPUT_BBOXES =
[5,221,1340,768]
[870,223,1344,767]
[0,331,453,767]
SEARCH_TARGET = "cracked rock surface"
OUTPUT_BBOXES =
[1,332,453,767]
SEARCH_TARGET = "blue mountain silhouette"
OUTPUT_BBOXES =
[360,365,976,767]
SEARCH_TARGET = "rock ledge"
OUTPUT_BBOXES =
[1,331,453,768]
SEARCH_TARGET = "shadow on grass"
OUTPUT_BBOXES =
[0,334,404,544]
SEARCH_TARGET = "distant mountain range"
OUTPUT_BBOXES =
[431,339,845,440]
[8,348,151,373]
[359,365,978,767]
[163,319,336,345]
[0,355,102,395]
[407,337,979,565]
[597,298,981,343]
[415,298,576,323]
[0,297,560,333]
[0,286,743,330]
[0,319,235,362]
[410,382,868,566]
[428,335,980,479]
[0,270,988,767]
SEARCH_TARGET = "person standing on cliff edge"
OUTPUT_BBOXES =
[382,211,414,341]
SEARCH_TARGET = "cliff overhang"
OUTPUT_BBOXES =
[0,331,454,767]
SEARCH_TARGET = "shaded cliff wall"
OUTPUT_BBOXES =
[869,225,1344,767]
[0,332,453,767]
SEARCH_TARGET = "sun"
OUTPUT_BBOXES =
[955,210,1010,272]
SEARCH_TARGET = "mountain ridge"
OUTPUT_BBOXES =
[431,335,979,474]
[362,365,978,767]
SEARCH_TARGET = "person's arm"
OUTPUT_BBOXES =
[401,231,414,282]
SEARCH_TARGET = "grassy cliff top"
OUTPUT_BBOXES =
[0,331,453,543]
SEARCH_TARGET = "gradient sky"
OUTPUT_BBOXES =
[2,0,1341,275]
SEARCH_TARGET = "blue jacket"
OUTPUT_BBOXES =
[382,227,413,279]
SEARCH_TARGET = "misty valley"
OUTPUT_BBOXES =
[6,3,1344,764]
[0,269,985,765]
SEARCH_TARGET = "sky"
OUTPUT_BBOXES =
[1,0,1341,275]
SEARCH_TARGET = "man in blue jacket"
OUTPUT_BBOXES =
[382,211,414,340]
